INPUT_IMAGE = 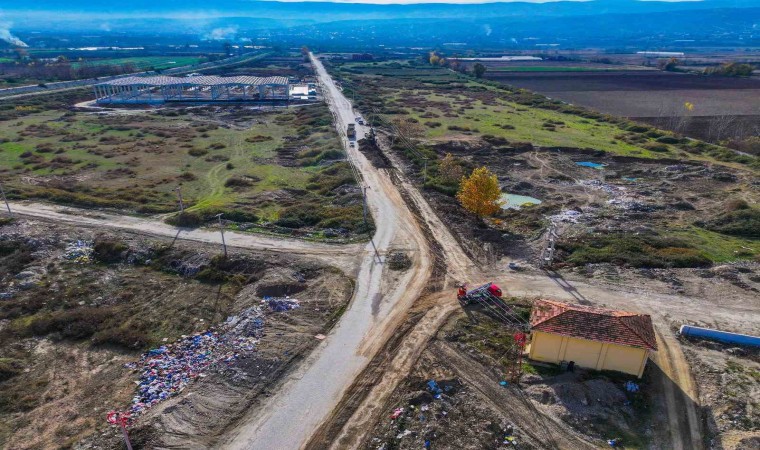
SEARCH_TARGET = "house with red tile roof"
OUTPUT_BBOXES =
[528,300,657,378]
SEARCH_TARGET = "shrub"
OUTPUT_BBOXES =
[700,209,760,238]
[93,238,128,263]
[92,327,150,350]
[165,211,204,228]
[558,234,710,268]
[656,136,682,144]
[643,142,669,153]
[224,176,254,188]
[0,358,23,381]
[27,307,116,340]
[188,148,208,157]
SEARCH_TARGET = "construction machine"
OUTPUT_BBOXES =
[457,281,531,382]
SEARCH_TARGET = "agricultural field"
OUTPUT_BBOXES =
[71,56,206,71]
[0,218,353,449]
[473,60,652,73]
[0,91,367,239]
[341,59,759,269]
[483,70,760,144]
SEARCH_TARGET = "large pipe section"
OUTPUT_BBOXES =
[679,325,760,347]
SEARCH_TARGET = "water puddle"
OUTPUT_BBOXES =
[501,193,542,210]
[576,161,605,169]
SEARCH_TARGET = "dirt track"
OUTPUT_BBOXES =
[217,53,434,450]
[8,201,361,272]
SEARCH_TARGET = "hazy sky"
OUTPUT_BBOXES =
[264,0,578,3]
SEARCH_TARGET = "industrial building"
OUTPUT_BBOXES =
[93,75,291,105]
[528,300,657,378]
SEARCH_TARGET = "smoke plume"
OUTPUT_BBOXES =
[0,21,28,47]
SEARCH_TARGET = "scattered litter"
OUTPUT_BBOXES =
[314,334,326,340]
[63,240,93,264]
[123,306,265,417]
[499,380,509,387]
[264,296,300,311]
[395,429,412,439]
[427,380,443,398]
[624,381,640,393]
[550,209,582,223]
[390,407,405,420]
[607,438,621,447]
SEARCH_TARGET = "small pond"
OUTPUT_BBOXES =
[501,193,542,210]
[576,161,605,169]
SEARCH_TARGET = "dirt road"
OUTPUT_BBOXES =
[7,201,361,271]
[218,54,434,450]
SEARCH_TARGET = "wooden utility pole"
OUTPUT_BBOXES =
[0,180,10,216]
[175,187,184,214]
[215,213,228,258]
[362,186,368,229]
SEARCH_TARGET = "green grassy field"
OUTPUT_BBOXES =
[0,103,366,236]
[335,60,758,170]
[72,56,205,70]
[335,61,681,158]
[488,66,623,72]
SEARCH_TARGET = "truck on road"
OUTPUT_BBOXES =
[347,123,356,140]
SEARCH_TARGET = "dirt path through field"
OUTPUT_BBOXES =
[8,201,361,271]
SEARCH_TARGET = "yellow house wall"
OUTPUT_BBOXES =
[529,331,650,378]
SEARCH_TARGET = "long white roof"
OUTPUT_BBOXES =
[97,75,289,87]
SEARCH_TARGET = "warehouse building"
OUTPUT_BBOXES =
[93,75,290,105]
[528,300,657,378]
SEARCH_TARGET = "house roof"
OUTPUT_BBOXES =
[530,300,658,351]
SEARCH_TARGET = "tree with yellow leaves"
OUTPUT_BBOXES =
[456,166,502,217]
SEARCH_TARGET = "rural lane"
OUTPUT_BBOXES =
[219,53,433,450]
[7,201,361,271]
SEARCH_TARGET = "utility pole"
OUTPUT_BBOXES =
[362,185,368,229]
[0,180,11,216]
[215,213,228,258]
[175,187,184,214]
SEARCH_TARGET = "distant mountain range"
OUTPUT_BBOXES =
[4,1,759,49]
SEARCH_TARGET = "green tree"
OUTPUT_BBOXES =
[473,63,487,78]
[457,166,502,217]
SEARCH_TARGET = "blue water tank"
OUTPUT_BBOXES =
[679,325,760,347]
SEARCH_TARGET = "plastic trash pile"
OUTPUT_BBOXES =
[63,240,93,264]
[124,306,265,417]
[264,296,300,312]
[624,381,640,393]
[550,209,582,224]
